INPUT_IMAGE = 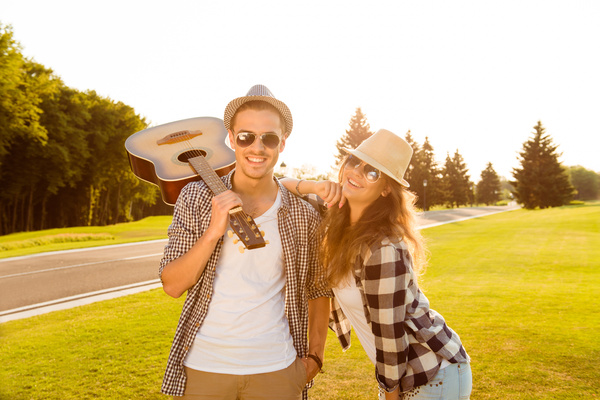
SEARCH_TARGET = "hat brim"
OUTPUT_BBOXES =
[224,95,293,137]
[342,148,410,187]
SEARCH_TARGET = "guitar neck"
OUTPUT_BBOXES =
[188,156,228,195]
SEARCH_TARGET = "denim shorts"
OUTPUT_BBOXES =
[379,362,472,400]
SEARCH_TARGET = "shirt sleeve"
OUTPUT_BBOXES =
[362,243,414,392]
[304,207,333,300]
[158,183,209,281]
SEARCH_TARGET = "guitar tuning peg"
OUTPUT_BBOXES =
[260,230,265,237]
[265,240,270,245]
[233,238,239,244]
[227,230,233,238]
[239,246,245,254]
[256,224,261,228]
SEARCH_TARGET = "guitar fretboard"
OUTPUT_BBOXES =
[188,156,228,195]
[188,155,266,250]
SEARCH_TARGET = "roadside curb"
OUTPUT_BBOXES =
[0,279,161,323]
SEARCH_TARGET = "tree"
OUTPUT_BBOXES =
[334,107,373,166]
[0,30,61,233]
[476,162,501,205]
[440,150,471,208]
[511,121,574,209]
[568,166,599,200]
[0,24,48,171]
[405,133,442,210]
[403,130,420,185]
[0,24,159,234]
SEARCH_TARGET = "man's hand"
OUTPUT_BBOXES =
[206,190,243,238]
[300,357,321,383]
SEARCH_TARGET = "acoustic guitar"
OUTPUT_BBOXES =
[125,116,235,205]
[125,116,266,250]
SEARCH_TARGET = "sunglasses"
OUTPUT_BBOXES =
[345,155,381,183]
[235,132,281,149]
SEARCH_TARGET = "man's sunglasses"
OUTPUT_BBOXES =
[345,155,381,183]
[235,132,281,149]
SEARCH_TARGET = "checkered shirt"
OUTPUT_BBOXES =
[158,171,331,398]
[329,237,469,393]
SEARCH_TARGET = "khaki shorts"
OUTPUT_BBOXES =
[174,357,307,400]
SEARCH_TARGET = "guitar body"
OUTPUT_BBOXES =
[125,116,235,205]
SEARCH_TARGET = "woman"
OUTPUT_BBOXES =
[282,129,471,399]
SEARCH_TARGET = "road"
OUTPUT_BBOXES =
[0,240,166,314]
[0,205,518,320]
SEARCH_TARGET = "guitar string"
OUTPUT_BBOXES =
[180,131,262,243]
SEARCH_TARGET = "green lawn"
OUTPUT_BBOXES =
[0,216,172,259]
[1,204,598,399]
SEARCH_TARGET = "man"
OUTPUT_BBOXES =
[159,84,331,400]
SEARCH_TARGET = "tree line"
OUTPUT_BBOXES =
[335,108,599,210]
[0,24,160,235]
[2,23,599,236]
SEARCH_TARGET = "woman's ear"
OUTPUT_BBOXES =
[381,183,392,197]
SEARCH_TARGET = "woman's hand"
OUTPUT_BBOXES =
[312,180,345,208]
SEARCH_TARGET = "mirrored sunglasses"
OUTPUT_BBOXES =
[345,154,381,183]
[235,132,281,149]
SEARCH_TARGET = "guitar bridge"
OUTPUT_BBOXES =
[156,130,203,145]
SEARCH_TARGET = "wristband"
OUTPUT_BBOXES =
[307,354,324,372]
[295,179,304,197]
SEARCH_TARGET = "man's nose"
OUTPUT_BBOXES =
[248,135,266,151]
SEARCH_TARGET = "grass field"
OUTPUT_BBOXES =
[1,204,598,399]
[0,216,172,259]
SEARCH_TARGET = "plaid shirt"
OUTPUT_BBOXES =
[159,171,331,397]
[329,237,469,393]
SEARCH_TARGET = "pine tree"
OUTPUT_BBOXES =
[511,121,574,209]
[441,150,471,208]
[405,134,441,210]
[403,130,420,185]
[334,107,373,165]
[420,137,443,210]
[476,162,501,205]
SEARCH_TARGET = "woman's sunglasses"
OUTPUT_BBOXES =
[235,132,281,149]
[344,155,381,183]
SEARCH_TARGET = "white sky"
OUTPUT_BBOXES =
[2,0,599,180]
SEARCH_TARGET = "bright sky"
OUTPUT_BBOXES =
[3,0,599,180]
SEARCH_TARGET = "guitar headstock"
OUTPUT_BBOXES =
[228,210,266,250]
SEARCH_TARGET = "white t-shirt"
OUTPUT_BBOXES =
[184,190,297,374]
[332,276,378,364]
[333,274,451,369]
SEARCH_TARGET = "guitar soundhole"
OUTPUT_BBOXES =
[178,150,207,163]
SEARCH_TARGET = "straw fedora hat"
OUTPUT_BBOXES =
[343,129,413,187]
[223,84,293,137]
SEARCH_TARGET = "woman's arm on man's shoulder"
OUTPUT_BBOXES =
[279,177,345,208]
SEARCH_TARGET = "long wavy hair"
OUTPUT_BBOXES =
[320,157,427,288]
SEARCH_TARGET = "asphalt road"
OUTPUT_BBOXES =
[0,205,518,315]
[0,240,166,312]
